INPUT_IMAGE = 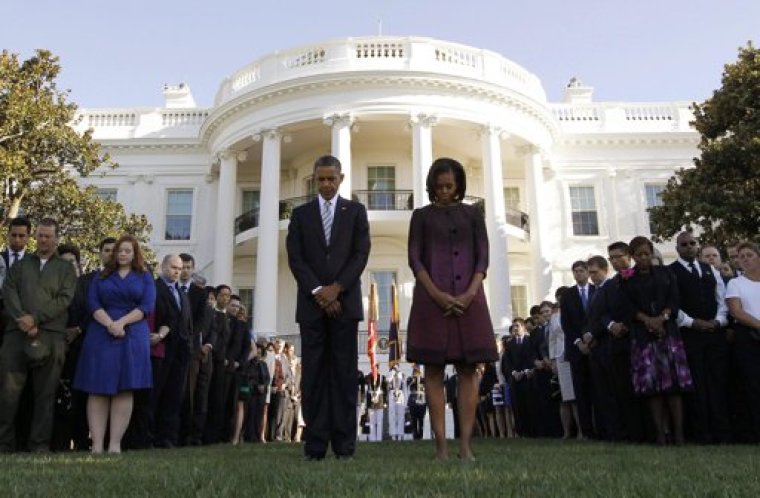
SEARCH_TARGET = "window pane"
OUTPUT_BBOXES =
[368,166,396,210]
[97,188,118,202]
[370,271,397,333]
[569,186,599,235]
[165,189,193,240]
[511,285,528,319]
[242,190,260,213]
[645,184,666,234]
[504,187,520,211]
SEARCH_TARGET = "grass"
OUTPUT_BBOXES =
[1,439,759,497]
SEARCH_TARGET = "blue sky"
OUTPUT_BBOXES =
[2,0,758,108]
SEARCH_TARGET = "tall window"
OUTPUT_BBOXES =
[370,271,397,333]
[165,189,193,240]
[242,190,260,214]
[504,187,520,211]
[96,188,118,202]
[367,166,396,210]
[645,184,666,234]
[569,186,599,236]
[511,285,528,320]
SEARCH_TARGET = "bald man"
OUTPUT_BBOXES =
[152,255,193,448]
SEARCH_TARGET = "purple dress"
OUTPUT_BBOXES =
[619,266,693,396]
[406,203,498,365]
[73,270,156,395]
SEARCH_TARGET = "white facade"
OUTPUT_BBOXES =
[73,36,696,343]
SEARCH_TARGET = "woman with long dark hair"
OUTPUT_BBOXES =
[73,235,155,453]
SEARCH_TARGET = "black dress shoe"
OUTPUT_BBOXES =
[304,454,325,461]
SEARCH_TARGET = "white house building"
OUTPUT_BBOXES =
[73,36,696,355]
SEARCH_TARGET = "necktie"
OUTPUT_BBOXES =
[180,284,188,293]
[581,286,588,311]
[171,283,181,308]
[688,261,698,277]
[322,200,333,244]
[11,252,19,266]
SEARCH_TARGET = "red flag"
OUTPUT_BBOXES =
[388,282,401,369]
[367,282,379,381]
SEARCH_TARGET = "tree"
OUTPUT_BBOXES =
[650,42,760,246]
[1,49,153,267]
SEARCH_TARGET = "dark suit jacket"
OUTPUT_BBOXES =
[501,336,536,380]
[561,285,595,363]
[185,283,210,352]
[588,277,631,354]
[154,278,193,353]
[225,318,251,372]
[286,196,370,322]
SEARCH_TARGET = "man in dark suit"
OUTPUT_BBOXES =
[586,246,647,442]
[530,302,561,437]
[561,260,596,438]
[501,319,536,437]
[152,255,194,448]
[177,254,214,445]
[286,154,370,460]
[203,285,231,444]
[670,231,731,443]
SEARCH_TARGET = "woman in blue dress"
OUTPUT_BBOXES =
[73,235,155,454]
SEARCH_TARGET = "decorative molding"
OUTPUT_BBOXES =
[252,128,281,142]
[323,113,354,128]
[409,112,438,128]
[200,75,561,144]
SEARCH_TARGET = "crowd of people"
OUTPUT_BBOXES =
[0,156,759,458]
[492,235,760,445]
[0,217,306,453]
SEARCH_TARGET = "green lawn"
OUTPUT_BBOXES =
[2,439,759,497]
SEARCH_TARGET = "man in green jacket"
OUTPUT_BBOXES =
[0,218,77,453]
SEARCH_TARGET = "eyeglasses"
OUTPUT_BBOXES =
[679,241,697,247]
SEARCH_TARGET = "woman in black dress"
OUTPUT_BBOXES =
[619,236,693,445]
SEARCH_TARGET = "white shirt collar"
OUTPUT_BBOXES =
[677,257,701,276]
[319,195,338,214]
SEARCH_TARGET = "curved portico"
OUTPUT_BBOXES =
[203,36,558,337]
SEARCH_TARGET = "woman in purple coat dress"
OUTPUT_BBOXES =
[406,158,498,461]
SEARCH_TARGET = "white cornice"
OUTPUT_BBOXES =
[200,72,559,147]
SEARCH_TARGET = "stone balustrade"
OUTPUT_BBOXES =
[550,102,695,133]
[214,36,547,105]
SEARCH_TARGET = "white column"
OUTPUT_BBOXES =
[253,129,281,338]
[411,113,437,208]
[480,126,512,333]
[324,114,353,200]
[214,150,238,286]
[522,145,553,303]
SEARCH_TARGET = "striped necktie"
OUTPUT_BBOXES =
[322,200,333,244]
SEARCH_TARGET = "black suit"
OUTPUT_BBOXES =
[530,324,561,437]
[501,335,536,437]
[561,284,596,438]
[588,277,647,442]
[180,284,213,444]
[286,195,370,458]
[669,261,731,443]
[152,278,193,446]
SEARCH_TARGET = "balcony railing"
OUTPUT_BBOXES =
[234,192,529,236]
[266,332,407,356]
[352,190,413,211]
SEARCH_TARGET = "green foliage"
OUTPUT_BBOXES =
[1,440,760,497]
[0,49,153,267]
[650,42,760,246]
